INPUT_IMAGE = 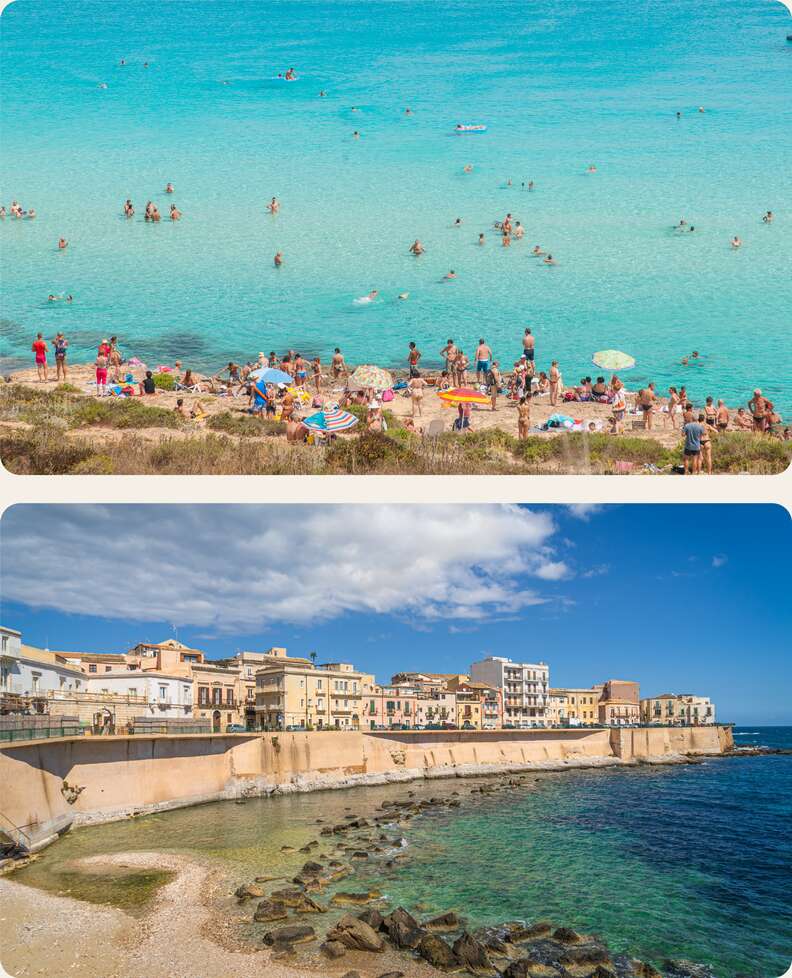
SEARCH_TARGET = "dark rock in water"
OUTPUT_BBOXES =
[262,924,316,946]
[553,927,582,944]
[253,899,288,922]
[453,930,498,975]
[340,972,362,978]
[515,921,553,940]
[628,960,663,978]
[663,961,718,978]
[301,860,324,875]
[424,911,461,932]
[331,891,379,906]
[503,960,561,978]
[327,913,386,952]
[377,972,406,978]
[351,850,370,859]
[417,933,460,971]
[234,882,265,900]
[357,908,385,931]
[384,907,420,930]
[321,940,347,959]
[560,945,612,966]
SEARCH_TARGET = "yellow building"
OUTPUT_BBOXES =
[641,693,715,726]
[549,687,599,725]
[255,659,367,730]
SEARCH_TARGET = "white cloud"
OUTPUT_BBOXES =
[582,564,610,579]
[712,554,728,568]
[566,504,603,522]
[1,505,569,635]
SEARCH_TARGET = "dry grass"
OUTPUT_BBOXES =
[1,383,789,475]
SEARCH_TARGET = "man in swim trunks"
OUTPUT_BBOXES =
[409,240,424,255]
[682,414,704,474]
[475,339,492,384]
[638,385,656,429]
[748,389,767,433]
[440,339,457,373]
[522,328,535,362]
[331,348,347,379]
[407,341,421,378]
[32,333,48,381]
[549,361,560,406]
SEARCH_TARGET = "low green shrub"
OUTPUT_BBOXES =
[152,372,176,391]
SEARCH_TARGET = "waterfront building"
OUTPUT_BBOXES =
[641,693,715,725]
[413,690,458,728]
[365,682,421,729]
[548,687,599,725]
[390,672,468,693]
[469,656,549,727]
[255,659,366,730]
[596,679,641,726]
[84,671,193,721]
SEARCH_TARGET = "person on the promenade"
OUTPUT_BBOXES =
[549,360,560,405]
[522,327,535,362]
[407,341,421,378]
[517,395,531,439]
[748,389,767,433]
[475,338,492,385]
[682,413,704,474]
[408,374,426,417]
[51,333,68,381]
[32,333,48,381]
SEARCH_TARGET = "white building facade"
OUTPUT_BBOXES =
[470,656,549,727]
[85,672,193,718]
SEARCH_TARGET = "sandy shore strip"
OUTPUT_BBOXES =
[5,361,728,449]
[0,851,433,978]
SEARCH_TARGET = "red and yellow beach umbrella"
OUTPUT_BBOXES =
[437,387,490,405]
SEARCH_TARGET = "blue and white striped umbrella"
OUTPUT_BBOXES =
[248,367,293,384]
[302,407,359,432]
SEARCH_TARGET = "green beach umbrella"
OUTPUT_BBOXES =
[592,350,635,371]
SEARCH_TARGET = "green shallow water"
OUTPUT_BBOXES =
[12,755,792,977]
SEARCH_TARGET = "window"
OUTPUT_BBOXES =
[129,688,137,697]
[199,687,209,706]
[1,635,7,653]
[226,688,234,705]
[317,679,323,690]
[212,688,222,705]
[159,685,168,700]
[89,664,97,673]
[105,665,112,672]
[31,672,41,692]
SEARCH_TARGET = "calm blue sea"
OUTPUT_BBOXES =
[1,0,791,415]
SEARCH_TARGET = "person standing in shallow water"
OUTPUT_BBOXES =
[407,341,421,378]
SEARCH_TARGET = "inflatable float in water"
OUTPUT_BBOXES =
[455,124,487,133]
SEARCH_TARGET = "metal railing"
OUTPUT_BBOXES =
[0,811,32,852]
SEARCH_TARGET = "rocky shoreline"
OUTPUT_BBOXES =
[227,775,723,978]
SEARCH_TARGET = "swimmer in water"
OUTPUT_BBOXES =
[144,62,149,68]
[463,164,473,173]
[528,180,534,191]
[58,237,68,250]
[698,106,705,113]
[531,245,545,256]
[398,292,409,300]
[120,59,126,66]
[676,111,681,120]
[98,82,108,89]
[409,240,425,255]
[514,221,524,239]
[165,183,174,194]
[268,197,280,213]
[453,217,462,227]
[443,270,457,280]
[405,107,412,115]
[353,131,360,139]
[274,251,283,267]
[543,254,556,265]
[586,164,597,173]
[26,208,36,219]
[365,289,379,301]
[285,68,296,80]
[731,236,742,249]
[170,204,181,220]
[478,233,485,246]
[123,199,134,217]
[319,90,327,97]
[762,211,773,223]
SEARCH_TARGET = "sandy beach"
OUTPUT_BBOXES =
[0,851,433,978]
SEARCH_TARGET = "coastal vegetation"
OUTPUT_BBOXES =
[1,385,789,475]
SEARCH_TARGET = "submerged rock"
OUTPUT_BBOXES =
[253,899,288,922]
[503,960,562,978]
[321,940,347,959]
[331,891,380,906]
[424,911,461,932]
[262,923,316,946]
[663,961,718,978]
[234,882,265,900]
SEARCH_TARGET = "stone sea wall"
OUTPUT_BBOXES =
[0,725,732,849]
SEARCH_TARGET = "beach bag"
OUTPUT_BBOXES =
[381,388,394,402]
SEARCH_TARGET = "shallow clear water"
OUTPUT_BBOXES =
[15,728,792,977]
[1,0,790,416]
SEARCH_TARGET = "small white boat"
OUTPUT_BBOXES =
[454,124,487,133]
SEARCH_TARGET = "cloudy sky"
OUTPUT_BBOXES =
[2,504,789,723]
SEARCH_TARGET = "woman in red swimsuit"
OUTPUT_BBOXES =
[32,332,48,381]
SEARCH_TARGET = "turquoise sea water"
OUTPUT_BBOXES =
[15,728,792,977]
[1,0,791,415]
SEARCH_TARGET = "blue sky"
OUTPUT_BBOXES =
[1,504,789,724]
